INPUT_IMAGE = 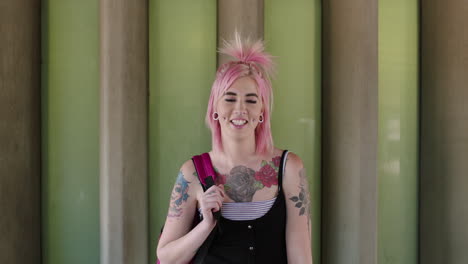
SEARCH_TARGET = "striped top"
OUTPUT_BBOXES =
[221,197,277,221]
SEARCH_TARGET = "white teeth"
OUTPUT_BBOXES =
[231,120,247,125]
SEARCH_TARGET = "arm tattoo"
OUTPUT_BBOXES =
[289,168,311,232]
[168,171,190,218]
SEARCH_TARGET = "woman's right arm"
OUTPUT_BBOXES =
[156,160,224,264]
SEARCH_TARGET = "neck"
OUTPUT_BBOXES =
[216,134,257,165]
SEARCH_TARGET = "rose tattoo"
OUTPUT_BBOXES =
[225,166,260,202]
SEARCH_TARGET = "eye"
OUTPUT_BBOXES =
[246,100,257,104]
[225,98,236,102]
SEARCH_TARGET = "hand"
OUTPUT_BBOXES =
[199,185,225,227]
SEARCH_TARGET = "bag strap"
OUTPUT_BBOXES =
[191,153,220,264]
[192,153,216,190]
[192,153,221,220]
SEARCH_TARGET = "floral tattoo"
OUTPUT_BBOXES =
[214,155,281,202]
[168,171,190,217]
[289,168,311,232]
[225,166,258,202]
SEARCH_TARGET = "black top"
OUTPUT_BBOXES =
[203,150,289,264]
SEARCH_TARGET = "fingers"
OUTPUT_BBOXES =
[203,201,222,212]
[203,188,223,211]
[206,185,225,197]
[200,186,225,221]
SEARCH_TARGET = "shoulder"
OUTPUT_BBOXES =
[285,151,304,173]
[179,159,199,184]
[283,151,306,188]
[271,148,303,173]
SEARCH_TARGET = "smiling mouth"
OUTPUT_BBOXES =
[230,119,248,126]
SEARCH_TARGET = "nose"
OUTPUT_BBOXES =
[233,99,247,115]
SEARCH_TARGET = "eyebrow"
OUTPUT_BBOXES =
[224,92,259,98]
[246,93,259,98]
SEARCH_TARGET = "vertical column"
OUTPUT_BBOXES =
[321,0,378,263]
[100,0,148,264]
[378,0,419,263]
[217,0,263,65]
[420,0,468,263]
[264,1,321,262]
[149,1,216,263]
[0,0,41,263]
[41,1,99,263]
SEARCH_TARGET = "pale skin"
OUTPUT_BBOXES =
[156,76,313,264]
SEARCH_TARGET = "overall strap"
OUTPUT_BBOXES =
[278,150,289,192]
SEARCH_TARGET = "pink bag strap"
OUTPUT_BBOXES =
[192,153,220,222]
[192,153,216,190]
[156,153,217,264]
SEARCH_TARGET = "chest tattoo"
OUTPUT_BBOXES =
[214,156,281,202]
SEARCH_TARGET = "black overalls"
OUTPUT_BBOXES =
[203,150,289,264]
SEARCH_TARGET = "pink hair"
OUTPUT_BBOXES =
[205,33,276,155]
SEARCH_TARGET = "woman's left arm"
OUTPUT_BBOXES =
[283,152,313,264]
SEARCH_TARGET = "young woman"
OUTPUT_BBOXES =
[157,34,313,264]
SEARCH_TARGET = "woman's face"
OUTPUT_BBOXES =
[215,76,264,139]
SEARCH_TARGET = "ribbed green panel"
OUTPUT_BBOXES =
[148,1,216,262]
[41,1,99,264]
[265,1,321,262]
[378,0,418,263]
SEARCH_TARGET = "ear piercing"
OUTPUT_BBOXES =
[259,114,264,123]
[212,112,219,120]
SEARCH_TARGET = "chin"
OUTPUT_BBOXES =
[226,129,252,139]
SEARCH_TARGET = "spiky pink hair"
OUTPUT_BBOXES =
[205,33,276,155]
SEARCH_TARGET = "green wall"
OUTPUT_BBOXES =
[41,1,100,263]
[265,1,321,262]
[378,0,419,263]
[148,1,216,262]
[38,2,422,263]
